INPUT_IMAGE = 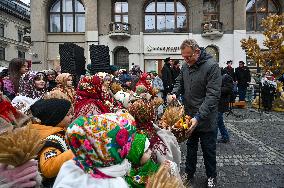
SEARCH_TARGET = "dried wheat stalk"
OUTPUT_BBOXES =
[110,82,123,94]
[0,126,44,167]
[146,164,185,188]
[159,106,184,129]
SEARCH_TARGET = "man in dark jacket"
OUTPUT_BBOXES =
[217,69,233,143]
[170,39,221,188]
[235,61,251,101]
[161,57,174,102]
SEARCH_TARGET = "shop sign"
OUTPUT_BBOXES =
[146,45,180,52]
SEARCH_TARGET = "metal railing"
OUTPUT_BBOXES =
[109,22,131,34]
[201,20,223,33]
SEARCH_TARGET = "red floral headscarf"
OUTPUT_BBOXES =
[74,76,110,118]
[135,73,152,92]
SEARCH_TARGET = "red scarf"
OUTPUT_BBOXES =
[74,76,110,118]
[135,73,153,92]
[0,99,18,123]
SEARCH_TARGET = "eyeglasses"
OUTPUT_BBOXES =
[184,53,195,60]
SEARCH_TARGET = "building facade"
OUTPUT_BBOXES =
[30,0,283,73]
[0,0,31,67]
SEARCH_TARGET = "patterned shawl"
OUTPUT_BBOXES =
[66,113,136,178]
[18,71,47,99]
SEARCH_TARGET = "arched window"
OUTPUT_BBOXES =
[113,0,128,23]
[114,47,129,70]
[205,45,219,63]
[49,0,85,32]
[203,0,220,21]
[246,0,280,31]
[144,0,188,33]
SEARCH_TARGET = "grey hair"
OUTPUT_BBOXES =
[180,39,200,51]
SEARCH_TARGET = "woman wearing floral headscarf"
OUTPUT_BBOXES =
[97,72,123,111]
[11,71,47,114]
[74,75,111,118]
[135,73,153,93]
[128,100,181,169]
[53,113,137,188]
[46,73,75,104]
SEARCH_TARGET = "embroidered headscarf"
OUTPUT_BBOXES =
[127,99,168,162]
[135,73,153,93]
[74,75,110,118]
[18,71,47,99]
[95,72,124,111]
[53,73,75,103]
[66,112,136,178]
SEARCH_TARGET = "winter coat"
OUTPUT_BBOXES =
[161,63,174,93]
[172,48,222,132]
[172,67,181,83]
[235,66,251,87]
[218,74,233,113]
[29,124,73,187]
[223,66,235,81]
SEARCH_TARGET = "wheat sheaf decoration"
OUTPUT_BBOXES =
[0,126,44,167]
[146,164,185,188]
[160,106,184,129]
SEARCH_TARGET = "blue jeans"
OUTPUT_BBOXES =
[238,85,247,101]
[217,112,229,141]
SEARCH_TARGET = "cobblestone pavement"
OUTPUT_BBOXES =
[180,108,284,188]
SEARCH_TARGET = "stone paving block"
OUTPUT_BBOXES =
[180,108,284,187]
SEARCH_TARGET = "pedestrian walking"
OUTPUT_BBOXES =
[217,69,233,143]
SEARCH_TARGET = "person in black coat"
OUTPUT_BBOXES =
[161,57,174,102]
[172,60,181,83]
[223,60,235,80]
[217,69,233,143]
[235,61,251,101]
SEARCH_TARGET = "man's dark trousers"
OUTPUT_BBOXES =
[185,127,218,178]
[238,85,247,101]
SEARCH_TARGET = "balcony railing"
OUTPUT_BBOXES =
[201,20,223,39]
[109,22,131,40]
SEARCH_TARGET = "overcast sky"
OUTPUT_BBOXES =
[21,0,30,4]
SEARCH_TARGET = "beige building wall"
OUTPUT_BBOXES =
[30,0,283,70]
[30,0,97,70]
[0,11,31,67]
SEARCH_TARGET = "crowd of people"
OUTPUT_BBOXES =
[0,56,184,188]
[0,39,282,188]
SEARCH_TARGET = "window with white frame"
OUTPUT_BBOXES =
[49,0,85,32]
[144,0,188,33]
